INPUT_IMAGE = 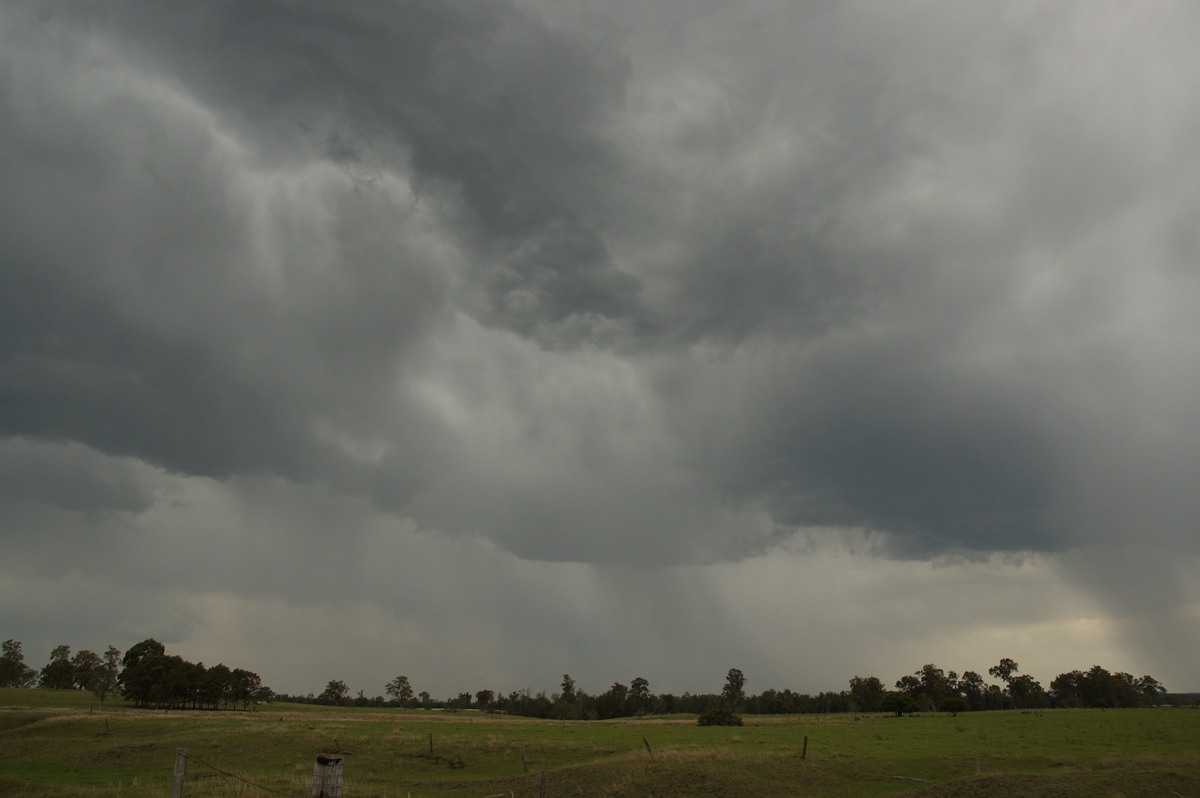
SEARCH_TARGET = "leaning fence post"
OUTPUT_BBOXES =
[171,748,188,798]
[312,753,344,798]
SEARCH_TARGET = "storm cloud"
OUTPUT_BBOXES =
[2,0,1198,694]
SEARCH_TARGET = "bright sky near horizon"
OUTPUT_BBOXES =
[2,0,1198,699]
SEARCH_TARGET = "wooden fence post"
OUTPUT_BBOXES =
[171,748,187,798]
[312,754,344,798]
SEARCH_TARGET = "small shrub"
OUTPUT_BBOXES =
[697,708,744,727]
[941,697,969,716]
[880,692,920,717]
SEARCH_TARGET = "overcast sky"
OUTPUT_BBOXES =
[3,0,1199,699]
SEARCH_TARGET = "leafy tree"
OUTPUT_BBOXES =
[475,689,494,709]
[956,671,988,710]
[70,649,104,692]
[894,674,921,697]
[895,664,957,712]
[940,696,969,716]
[386,675,414,706]
[121,639,166,672]
[595,682,628,719]
[120,639,168,707]
[0,639,37,687]
[230,668,266,710]
[554,674,581,719]
[320,680,350,706]
[989,658,1019,684]
[40,645,76,690]
[722,668,746,711]
[629,676,650,716]
[848,675,884,713]
[204,663,233,709]
[1007,673,1048,709]
[880,691,920,716]
[90,646,122,704]
[1050,666,1165,708]
[1137,675,1166,703]
[418,690,431,708]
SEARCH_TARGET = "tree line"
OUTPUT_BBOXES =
[275,660,1173,719]
[1,638,271,711]
[3,638,1176,717]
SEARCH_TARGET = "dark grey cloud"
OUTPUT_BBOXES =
[2,0,1199,691]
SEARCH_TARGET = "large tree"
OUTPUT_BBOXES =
[40,645,76,690]
[848,675,884,713]
[629,676,650,716]
[70,649,104,692]
[320,679,350,706]
[385,675,414,706]
[0,639,37,687]
[230,668,266,710]
[89,646,122,704]
[119,639,168,707]
[722,668,746,711]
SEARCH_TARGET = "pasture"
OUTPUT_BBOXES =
[1,688,1196,797]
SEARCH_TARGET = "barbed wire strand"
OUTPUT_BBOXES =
[182,751,292,797]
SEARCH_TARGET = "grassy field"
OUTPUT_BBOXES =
[1,688,1197,797]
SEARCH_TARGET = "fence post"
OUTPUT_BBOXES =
[312,754,344,798]
[171,748,188,798]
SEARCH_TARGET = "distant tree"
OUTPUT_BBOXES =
[1050,666,1164,708]
[895,674,921,698]
[880,691,920,717]
[554,674,581,719]
[70,650,104,692]
[895,664,957,712]
[957,671,988,711]
[419,690,431,709]
[119,639,168,707]
[722,668,746,711]
[204,664,234,709]
[595,682,628,719]
[90,646,122,704]
[629,677,650,716]
[475,689,494,709]
[40,645,76,690]
[320,679,350,706]
[230,668,266,710]
[988,658,1019,684]
[988,658,1031,708]
[1137,675,1166,704]
[848,676,884,713]
[0,639,37,687]
[922,665,959,711]
[1007,674,1048,709]
[940,696,969,716]
[386,675,414,707]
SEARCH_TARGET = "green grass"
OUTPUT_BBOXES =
[1,688,1197,797]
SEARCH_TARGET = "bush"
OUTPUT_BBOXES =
[941,697,969,716]
[880,691,920,717]
[698,708,744,726]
